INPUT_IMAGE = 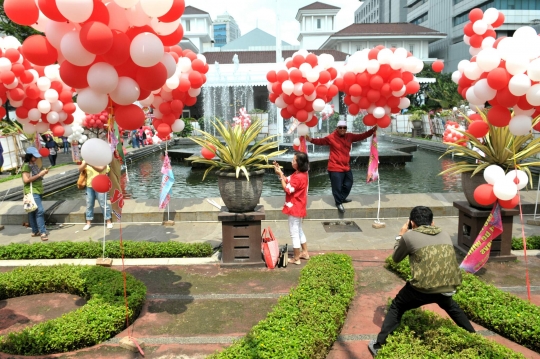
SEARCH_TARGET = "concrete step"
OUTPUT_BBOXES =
[1,192,537,225]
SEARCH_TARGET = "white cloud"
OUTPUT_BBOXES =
[185,0,362,45]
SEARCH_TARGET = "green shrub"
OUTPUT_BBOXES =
[174,118,194,138]
[0,265,146,355]
[209,254,355,359]
[512,235,540,250]
[378,308,524,358]
[0,241,212,260]
[386,256,540,353]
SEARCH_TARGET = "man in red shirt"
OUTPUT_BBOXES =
[306,120,376,213]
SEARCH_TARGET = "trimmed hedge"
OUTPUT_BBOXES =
[209,254,356,359]
[512,235,540,250]
[386,256,540,353]
[0,265,146,355]
[0,241,213,259]
[378,308,524,358]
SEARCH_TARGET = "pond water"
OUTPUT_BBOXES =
[44,148,462,200]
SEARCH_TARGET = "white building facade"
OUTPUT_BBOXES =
[296,2,341,50]
[181,6,214,53]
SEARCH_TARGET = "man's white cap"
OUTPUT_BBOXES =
[337,120,347,127]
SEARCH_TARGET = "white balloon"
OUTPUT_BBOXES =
[196,54,207,64]
[44,89,59,103]
[36,122,49,133]
[483,8,499,25]
[394,47,407,59]
[463,35,471,46]
[152,95,164,108]
[306,71,319,82]
[527,58,540,82]
[38,100,51,114]
[57,0,93,23]
[130,33,164,67]
[44,65,60,81]
[508,115,532,136]
[508,74,531,97]
[297,123,309,136]
[47,111,60,124]
[493,178,518,201]
[275,96,287,109]
[165,76,180,90]
[150,18,180,36]
[506,54,529,75]
[514,106,536,117]
[373,107,385,119]
[389,56,405,70]
[45,21,76,49]
[28,108,41,121]
[160,89,173,101]
[88,63,119,94]
[60,31,96,66]
[114,0,139,8]
[293,138,301,146]
[451,70,462,84]
[37,77,51,92]
[110,77,140,105]
[506,170,529,190]
[457,60,470,73]
[304,92,317,101]
[282,80,294,95]
[473,20,488,35]
[293,82,304,96]
[106,2,130,32]
[473,79,496,101]
[484,165,505,185]
[476,48,500,72]
[377,48,393,64]
[81,138,112,167]
[0,58,11,72]
[58,111,68,122]
[465,87,482,105]
[481,37,496,50]
[313,99,325,112]
[398,97,410,109]
[469,47,481,57]
[464,62,482,80]
[188,88,201,97]
[171,119,185,132]
[77,88,109,114]
[2,36,21,50]
[22,123,36,134]
[526,84,540,106]
[178,57,192,72]
[366,59,380,74]
[125,2,152,27]
[140,0,173,17]
[161,53,177,79]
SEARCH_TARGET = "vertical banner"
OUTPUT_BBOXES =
[299,135,307,153]
[159,153,175,209]
[71,142,81,163]
[460,203,503,273]
[366,132,379,183]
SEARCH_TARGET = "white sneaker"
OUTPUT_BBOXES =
[83,224,91,231]
[107,223,113,229]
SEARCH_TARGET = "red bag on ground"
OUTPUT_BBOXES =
[261,227,280,269]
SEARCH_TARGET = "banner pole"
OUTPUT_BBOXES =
[102,192,107,259]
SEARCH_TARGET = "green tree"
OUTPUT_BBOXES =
[0,0,42,42]
[408,68,464,111]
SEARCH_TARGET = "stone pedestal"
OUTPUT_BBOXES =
[218,205,266,268]
[412,129,422,138]
[454,201,517,261]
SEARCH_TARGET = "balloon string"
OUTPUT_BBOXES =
[513,141,531,301]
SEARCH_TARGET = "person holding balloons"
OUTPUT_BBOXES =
[306,121,376,213]
[79,160,113,231]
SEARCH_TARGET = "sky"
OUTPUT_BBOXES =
[184,0,363,45]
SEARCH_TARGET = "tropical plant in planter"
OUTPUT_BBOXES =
[408,110,426,130]
[190,118,287,212]
[440,112,540,208]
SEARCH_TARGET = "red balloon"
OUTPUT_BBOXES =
[158,26,184,47]
[486,68,509,90]
[370,75,384,90]
[367,89,381,103]
[492,12,505,28]
[387,96,400,108]
[60,61,91,89]
[517,95,534,111]
[184,96,197,107]
[380,84,392,98]
[158,0,185,22]
[343,72,356,86]
[15,107,29,119]
[188,71,204,89]
[115,105,146,130]
[390,77,404,92]
[487,106,512,127]
[4,0,39,26]
[305,54,318,67]
[0,71,15,85]
[306,116,318,127]
[136,63,168,91]
[92,174,112,194]
[276,70,289,83]
[4,49,20,63]
[302,82,315,95]
[375,97,387,107]
[405,81,420,95]
[60,90,74,103]
[296,110,308,122]
[84,0,109,24]
[288,69,302,83]
[294,96,307,109]
[39,148,50,157]
[378,115,391,128]
[280,108,292,119]
[368,48,380,60]
[467,120,489,138]
[363,114,377,126]
[432,61,444,73]
[21,35,58,66]
[37,0,66,21]
[348,104,359,115]
[327,85,338,99]
[201,147,215,160]
[319,71,331,84]
[20,70,34,84]
[266,70,277,83]
[359,97,371,109]
[499,195,519,209]
[51,124,65,137]
[171,100,184,113]
[463,22,475,37]
[157,123,172,138]
[191,59,205,73]
[496,87,518,108]
[80,22,113,55]
[316,85,328,98]
[356,72,371,86]
[159,102,172,115]
[162,113,176,125]
[402,72,414,84]
[343,95,353,106]
[469,114,482,121]
[101,30,131,66]
[469,8,483,22]
[469,34,483,48]
[349,84,362,97]
[474,184,497,206]
[293,55,305,67]
[9,88,25,101]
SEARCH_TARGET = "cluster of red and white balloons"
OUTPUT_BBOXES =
[139,46,207,139]
[83,110,109,130]
[443,121,466,145]
[4,0,195,149]
[267,50,340,128]
[452,7,540,135]
[473,165,528,209]
[0,37,76,137]
[336,45,424,128]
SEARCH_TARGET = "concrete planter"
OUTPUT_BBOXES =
[217,169,265,213]
[461,171,491,209]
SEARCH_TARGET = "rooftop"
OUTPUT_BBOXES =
[183,5,209,15]
[202,49,348,64]
[220,28,292,51]
[298,1,341,10]
[331,22,446,37]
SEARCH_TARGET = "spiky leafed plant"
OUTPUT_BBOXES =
[439,112,540,187]
[189,119,287,181]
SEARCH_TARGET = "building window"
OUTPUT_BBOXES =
[453,1,493,26]
[186,20,191,31]
[317,19,321,29]
[493,0,540,10]
[409,44,415,55]
[410,12,428,25]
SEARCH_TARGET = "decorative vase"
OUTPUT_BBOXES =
[411,121,422,130]
[461,172,491,209]
[217,169,265,213]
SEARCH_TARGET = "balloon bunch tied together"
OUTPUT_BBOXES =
[0,36,76,137]
[442,120,467,145]
[451,7,540,135]
[337,45,425,128]
[267,50,340,135]
[5,0,203,142]
[473,165,528,209]
[232,107,252,130]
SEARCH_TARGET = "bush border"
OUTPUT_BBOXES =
[385,256,540,353]
[0,241,213,260]
[512,235,540,250]
[209,253,356,359]
[0,265,147,355]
